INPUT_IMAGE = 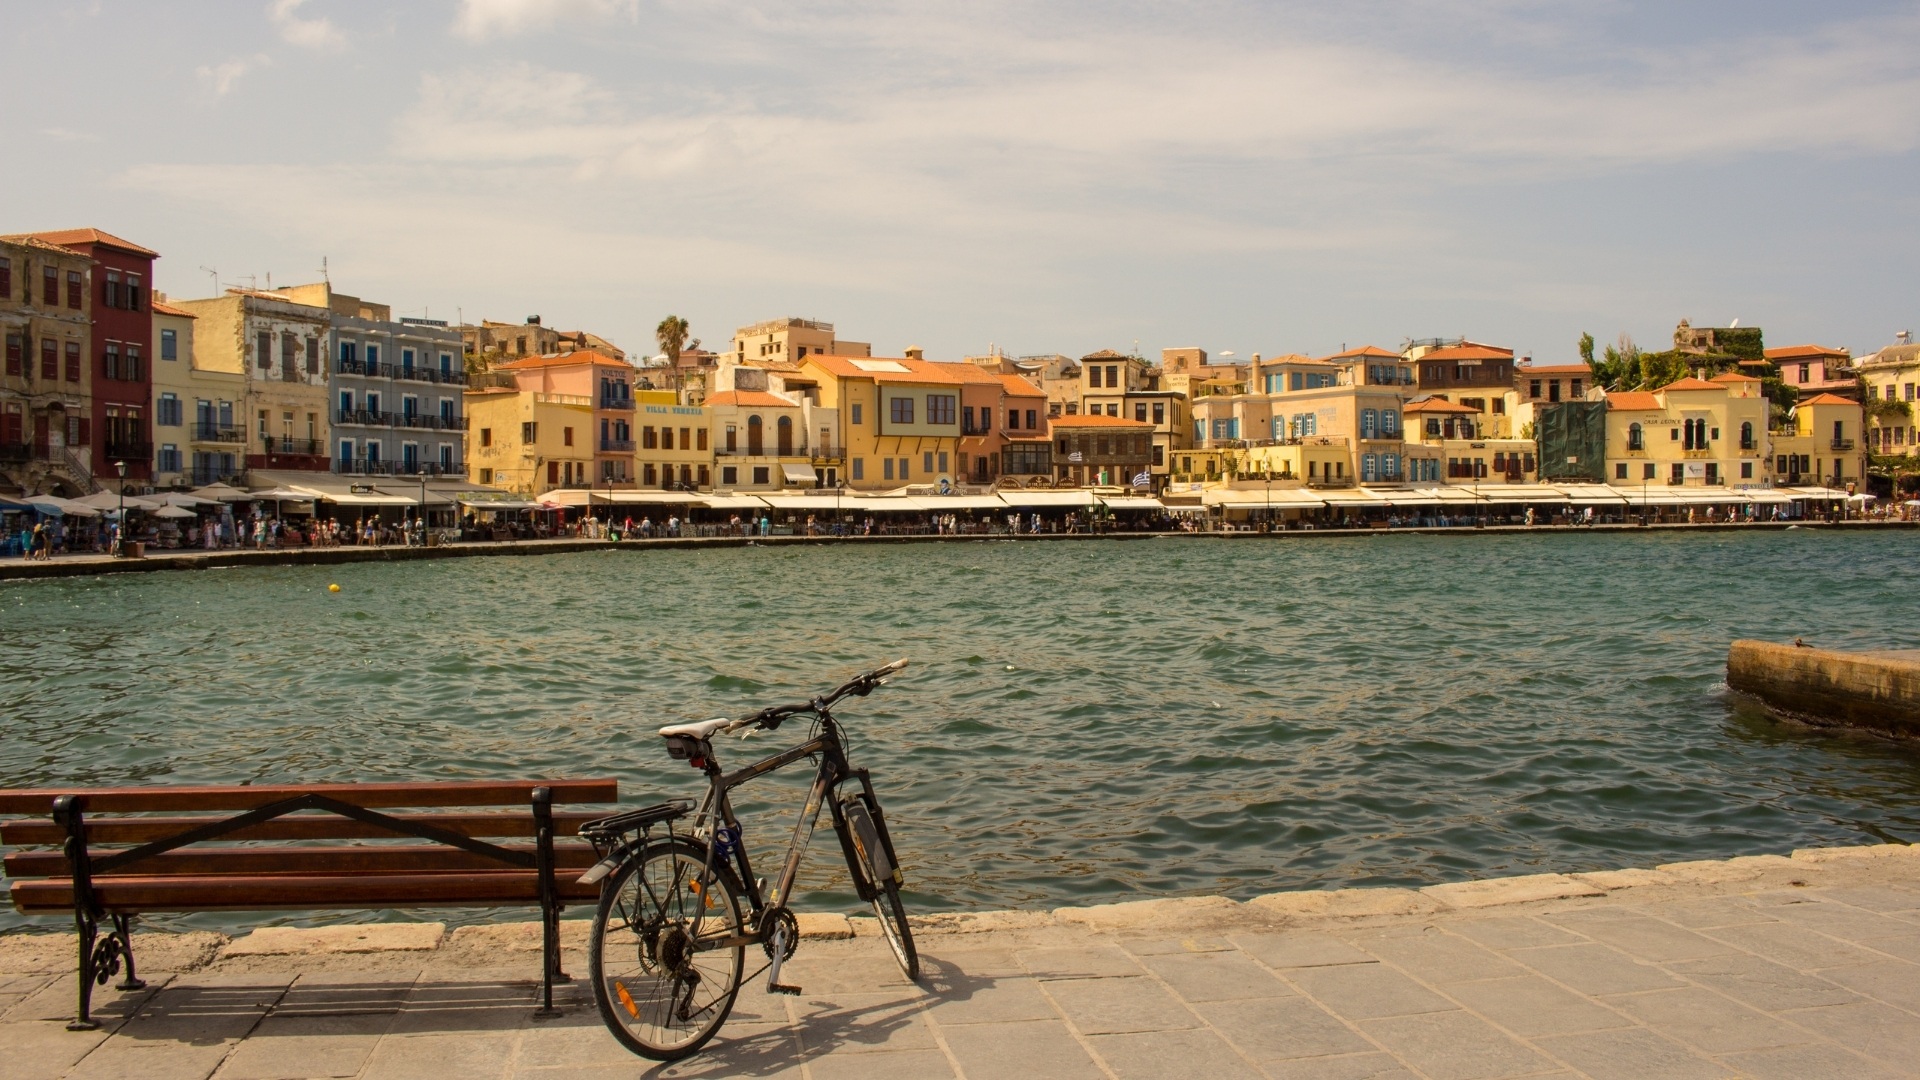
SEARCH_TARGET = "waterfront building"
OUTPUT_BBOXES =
[635,389,712,490]
[0,235,95,496]
[168,288,333,477]
[1407,341,1514,437]
[463,386,594,494]
[801,354,962,491]
[1049,413,1154,488]
[959,370,1050,487]
[705,387,809,491]
[149,299,246,487]
[1768,344,1856,400]
[1194,349,1414,484]
[492,351,635,485]
[1602,375,1771,489]
[1402,397,1536,484]
[265,284,468,479]
[1159,347,1251,403]
[1770,393,1867,488]
[27,229,157,489]
[1852,335,1919,457]
[729,317,869,366]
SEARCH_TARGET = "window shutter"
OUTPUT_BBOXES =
[76,418,91,445]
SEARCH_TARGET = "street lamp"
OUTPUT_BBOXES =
[113,460,127,556]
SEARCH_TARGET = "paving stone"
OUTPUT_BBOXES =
[1541,911,1737,963]
[1532,1028,1733,1079]
[1356,1010,1556,1080]
[220,924,444,958]
[1196,996,1376,1062]
[1754,897,1915,944]
[0,1021,112,1080]
[1717,1041,1912,1080]
[1508,943,1684,996]
[113,979,288,1042]
[917,946,1026,980]
[214,1012,391,1078]
[66,1037,239,1080]
[516,1020,668,1068]
[1042,975,1196,1034]
[1436,975,1631,1038]
[1606,986,1813,1054]
[1086,1028,1265,1080]
[1655,855,1797,884]
[1420,873,1603,909]
[1809,961,1920,1012]
[1853,934,1920,964]
[920,976,1061,1025]
[1261,1053,1420,1080]
[1574,867,1675,891]
[616,1023,806,1079]
[1343,928,1524,984]
[1019,945,1144,980]
[1700,921,1885,971]
[1139,950,1295,1001]
[768,953,918,994]
[1230,932,1377,970]
[387,979,545,1034]
[1118,936,1237,956]
[1053,896,1244,931]
[2,972,159,1024]
[272,972,417,1016]
[1789,844,1919,863]
[1249,888,1441,919]
[1446,916,1587,951]
[788,991,934,1054]
[1287,962,1455,1021]
[359,1032,518,1080]
[1666,954,1860,1011]
[937,1019,1104,1080]
[1638,898,1776,931]
[806,1048,955,1079]
[1775,1002,1920,1070]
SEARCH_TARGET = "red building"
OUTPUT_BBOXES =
[28,228,158,487]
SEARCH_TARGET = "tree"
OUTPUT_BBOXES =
[1585,332,1644,391]
[656,316,690,368]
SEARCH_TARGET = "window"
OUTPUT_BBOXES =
[563,426,574,447]
[852,458,864,480]
[158,394,182,426]
[1907,384,1916,402]
[479,467,494,484]
[3,333,19,376]
[1570,378,1584,398]
[1670,462,1684,484]
[159,328,178,361]
[66,271,82,309]
[66,341,81,382]
[1105,365,1119,387]
[753,466,770,485]
[41,339,57,379]
[1529,379,1541,399]
[1026,409,1037,429]
[257,331,272,370]
[548,461,560,484]
[158,444,180,472]
[721,465,737,485]
[890,397,915,424]
[851,402,863,425]
[1887,385,1898,401]
[306,336,320,375]
[522,421,535,443]
[1627,423,1643,450]
[1615,462,1628,479]
[661,427,674,450]
[1360,409,1378,439]
[1548,380,1561,403]
[125,274,142,311]
[1741,461,1753,479]
[1740,421,1754,450]
[0,257,9,299]
[1381,409,1399,436]
[924,451,934,474]
[1087,366,1101,388]
[883,457,894,481]
[1152,402,1164,425]
[42,266,58,305]
[367,344,380,366]
[104,271,120,308]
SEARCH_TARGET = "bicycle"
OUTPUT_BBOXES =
[578,659,919,1060]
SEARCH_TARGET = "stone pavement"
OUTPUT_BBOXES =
[3,844,1918,1079]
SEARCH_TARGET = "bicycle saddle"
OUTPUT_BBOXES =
[658,717,732,740]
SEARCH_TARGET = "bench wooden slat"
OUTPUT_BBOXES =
[10,870,604,913]
[0,810,608,846]
[0,779,619,815]
[4,843,601,879]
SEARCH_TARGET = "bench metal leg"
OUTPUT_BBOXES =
[532,786,567,1019]
[69,908,101,1031]
[112,915,145,992]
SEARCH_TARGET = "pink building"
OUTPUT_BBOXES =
[1767,344,1856,399]
[494,350,636,484]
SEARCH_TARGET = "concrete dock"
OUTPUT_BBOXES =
[1728,639,1920,738]
[3,844,1918,1078]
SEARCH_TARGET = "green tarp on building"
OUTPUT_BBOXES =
[1536,401,1606,483]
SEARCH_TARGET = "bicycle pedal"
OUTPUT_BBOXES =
[768,982,803,996]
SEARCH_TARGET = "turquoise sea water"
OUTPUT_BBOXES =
[3,531,1919,931]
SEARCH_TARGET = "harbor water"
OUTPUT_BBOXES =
[3,530,1918,931]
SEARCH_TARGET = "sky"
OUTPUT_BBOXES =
[5,0,1918,364]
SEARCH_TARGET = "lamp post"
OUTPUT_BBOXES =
[113,460,127,556]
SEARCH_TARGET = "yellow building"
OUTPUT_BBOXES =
[1603,375,1770,488]
[635,389,712,489]
[169,288,332,476]
[800,355,963,491]
[463,387,594,494]
[1854,339,1919,457]
[1402,397,1537,484]
[150,299,247,487]
[1771,393,1867,489]
[729,317,869,366]
[0,235,95,496]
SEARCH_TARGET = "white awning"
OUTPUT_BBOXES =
[699,495,770,510]
[457,498,543,511]
[1788,486,1850,499]
[996,490,1098,507]
[760,493,851,510]
[909,495,1009,510]
[1315,489,1387,506]
[1555,485,1630,505]
[1200,488,1325,508]
[309,490,416,507]
[1471,485,1570,502]
[1741,489,1794,504]
[605,491,702,504]
[781,463,819,483]
[1098,496,1165,511]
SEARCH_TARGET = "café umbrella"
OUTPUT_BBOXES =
[151,505,197,520]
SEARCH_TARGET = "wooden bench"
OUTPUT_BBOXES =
[0,778,618,1029]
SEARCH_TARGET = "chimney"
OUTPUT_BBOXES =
[904,346,924,360]
[527,315,542,326]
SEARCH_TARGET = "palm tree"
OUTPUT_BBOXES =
[656,316,690,369]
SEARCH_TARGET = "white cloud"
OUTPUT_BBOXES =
[452,0,638,41]
[270,0,345,50]
[196,54,272,97]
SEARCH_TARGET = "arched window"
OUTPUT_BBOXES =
[746,414,763,454]
[1740,421,1753,450]
[776,414,793,454]
[1628,422,1642,451]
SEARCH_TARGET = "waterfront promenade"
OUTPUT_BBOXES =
[2,519,1912,582]
[2,844,1916,1079]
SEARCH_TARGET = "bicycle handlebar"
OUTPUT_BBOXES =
[723,659,909,734]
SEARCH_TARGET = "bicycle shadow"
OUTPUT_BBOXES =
[642,951,1002,1078]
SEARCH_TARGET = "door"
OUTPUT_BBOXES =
[777,415,793,455]
[747,415,763,454]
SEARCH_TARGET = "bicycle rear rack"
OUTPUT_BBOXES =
[578,800,693,845]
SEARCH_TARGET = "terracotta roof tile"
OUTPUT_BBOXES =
[1419,344,1513,361]
[997,373,1044,396]
[1518,363,1589,375]
[151,300,197,318]
[0,234,89,258]
[1799,392,1858,406]
[1766,345,1848,360]
[494,349,627,370]
[1050,413,1153,428]
[1605,391,1661,411]
[804,355,965,384]
[1320,345,1402,360]
[25,228,158,258]
[1709,372,1762,383]
[1403,397,1479,414]
[1659,377,1723,392]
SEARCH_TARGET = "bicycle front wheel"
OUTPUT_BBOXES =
[843,793,918,981]
[589,839,746,1061]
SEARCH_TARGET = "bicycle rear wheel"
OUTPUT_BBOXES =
[589,839,746,1061]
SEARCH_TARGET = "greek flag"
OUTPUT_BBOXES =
[1131,471,1152,488]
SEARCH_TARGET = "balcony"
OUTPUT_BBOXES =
[600,438,635,452]
[189,466,243,486]
[105,441,153,460]
[336,409,396,427]
[962,422,992,436]
[715,445,806,458]
[1831,439,1855,451]
[396,366,467,386]
[598,396,635,411]
[333,458,466,477]
[397,413,468,432]
[0,440,35,463]
[261,438,326,456]
[192,424,246,443]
